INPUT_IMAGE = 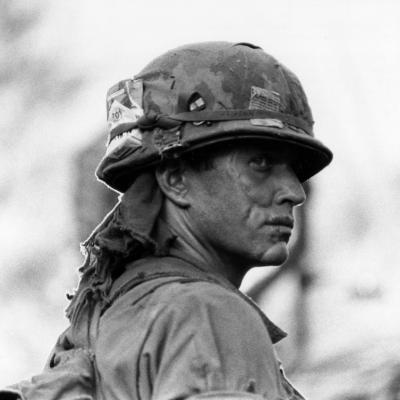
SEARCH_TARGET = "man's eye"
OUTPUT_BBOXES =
[249,156,272,171]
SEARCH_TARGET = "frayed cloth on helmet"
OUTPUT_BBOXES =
[66,172,163,323]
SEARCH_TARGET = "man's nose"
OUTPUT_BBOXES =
[275,164,306,207]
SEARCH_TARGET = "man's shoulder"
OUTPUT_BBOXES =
[102,270,270,342]
[109,255,241,304]
[105,256,260,323]
[113,271,251,313]
[148,278,248,309]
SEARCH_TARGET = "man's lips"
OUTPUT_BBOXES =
[267,216,294,229]
[266,217,294,243]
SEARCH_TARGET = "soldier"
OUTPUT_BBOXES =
[2,42,332,400]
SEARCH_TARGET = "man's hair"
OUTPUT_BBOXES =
[160,141,237,173]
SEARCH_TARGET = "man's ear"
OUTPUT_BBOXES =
[155,161,190,208]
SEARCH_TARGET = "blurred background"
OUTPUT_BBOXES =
[1,0,400,398]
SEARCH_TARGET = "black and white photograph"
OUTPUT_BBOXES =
[0,1,399,399]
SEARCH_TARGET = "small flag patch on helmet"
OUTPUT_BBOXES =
[250,118,284,128]
[249,86,280,112]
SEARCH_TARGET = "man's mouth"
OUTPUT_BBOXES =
[268,216,294,229]
[262,217,294,243]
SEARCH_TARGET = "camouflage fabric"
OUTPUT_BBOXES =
[97,42,332,192]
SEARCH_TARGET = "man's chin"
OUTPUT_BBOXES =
[258,242,289,266]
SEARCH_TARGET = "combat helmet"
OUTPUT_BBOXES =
[97,41,333,192]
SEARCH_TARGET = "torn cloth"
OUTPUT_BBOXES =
[87,171,162,255]
[66,171,163,322]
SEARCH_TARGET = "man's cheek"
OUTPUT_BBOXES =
[246,206,268,229]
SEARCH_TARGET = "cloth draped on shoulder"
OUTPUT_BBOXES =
[66,172,165,323]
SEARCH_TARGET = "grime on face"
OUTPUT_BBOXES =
[184,142,307,271]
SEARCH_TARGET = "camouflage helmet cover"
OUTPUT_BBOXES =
[97,41,332,192]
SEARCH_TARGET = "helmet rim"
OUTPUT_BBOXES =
[97,121,332,193]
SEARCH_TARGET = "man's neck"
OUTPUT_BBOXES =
[154,200,248,288]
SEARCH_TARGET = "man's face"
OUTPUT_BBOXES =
[184,142,306,269]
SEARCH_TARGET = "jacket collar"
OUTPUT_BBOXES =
[116,254,287,344]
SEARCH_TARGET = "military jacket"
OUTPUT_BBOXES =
[93,255,305,400]
[0,254,305,400]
